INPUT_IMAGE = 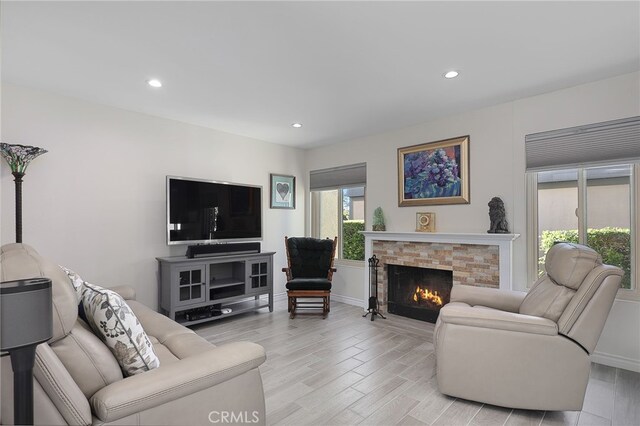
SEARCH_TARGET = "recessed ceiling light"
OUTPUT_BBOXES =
[292,123,303,128]
[444,71,459,79]
[147,79,162,88]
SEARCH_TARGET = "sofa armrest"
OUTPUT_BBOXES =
[450,284,526,313]
[440,304,558,336]
[108,285,136,300]
[90,341,266,422]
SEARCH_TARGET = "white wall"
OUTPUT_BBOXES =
[1,84,306,308]
[306,71,640,371]
[2,73,638,371]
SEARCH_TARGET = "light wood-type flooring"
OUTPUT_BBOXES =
[194,299,640,426]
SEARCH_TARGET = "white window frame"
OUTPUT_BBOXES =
[310,185,366,266]
[527,162,639,300]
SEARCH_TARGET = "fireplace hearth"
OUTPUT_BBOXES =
[387,265,452,323]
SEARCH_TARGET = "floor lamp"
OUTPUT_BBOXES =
[0,278,53,425]
[0,143,48,243]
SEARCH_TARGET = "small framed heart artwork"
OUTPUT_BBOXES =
[270,174,296,209]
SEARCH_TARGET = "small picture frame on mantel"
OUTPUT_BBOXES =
[416,212,436,232]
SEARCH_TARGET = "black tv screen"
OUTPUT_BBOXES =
[167,176,262,245]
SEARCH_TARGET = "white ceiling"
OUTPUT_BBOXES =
[2,1,639,149]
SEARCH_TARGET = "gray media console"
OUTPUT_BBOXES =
[157,251,274,326]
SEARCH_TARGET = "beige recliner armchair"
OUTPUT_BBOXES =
[434,242,623,411]
[0,244,267,425]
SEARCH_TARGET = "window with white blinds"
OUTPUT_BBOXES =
[525,116,640,172]
[310,163,367,262]
[525,117,639,298]
[309,163,367,190]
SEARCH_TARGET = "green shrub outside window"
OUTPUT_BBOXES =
[343,220,365,261]
[539,227,631,289]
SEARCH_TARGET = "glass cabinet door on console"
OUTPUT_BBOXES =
[247,258,271,294]
[174,265,206,307]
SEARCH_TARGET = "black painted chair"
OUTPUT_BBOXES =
[282,236,337,319]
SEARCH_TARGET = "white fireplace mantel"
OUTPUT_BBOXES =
[362,231,520,295]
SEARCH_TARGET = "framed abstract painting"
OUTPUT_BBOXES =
[398,136,470,206]
[270,174,296,209]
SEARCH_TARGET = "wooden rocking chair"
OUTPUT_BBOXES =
[282,236,337,319]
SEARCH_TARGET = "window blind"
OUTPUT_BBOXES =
[309,163,367,190]
[525,116,640,172]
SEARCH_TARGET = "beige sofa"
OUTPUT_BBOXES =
[434,242,623,411]
[1,243,267,425]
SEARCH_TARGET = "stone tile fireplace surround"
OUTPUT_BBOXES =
[362,232,520,313]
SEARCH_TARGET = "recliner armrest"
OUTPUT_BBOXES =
[108,285,136,300]
[450,284,526,312]
[90,341,266,422]
[440,304,558,336]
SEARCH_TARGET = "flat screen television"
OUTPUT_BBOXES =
[167,176,262,245]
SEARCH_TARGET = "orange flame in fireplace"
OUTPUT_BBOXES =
[413,286,443,306]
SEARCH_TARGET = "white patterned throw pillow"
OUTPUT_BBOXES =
[80,281,160,376]
[59,265,84,301]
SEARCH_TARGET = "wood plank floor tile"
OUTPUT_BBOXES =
[351,366,403,394]
[395,345,435,367]
[541,410,579,426]
[262,353,320,381]
[264,367,316,398]
[361,394,420,425]
[469,404,512,426]
[398,352,437,382]
[432,399,483,426]
[311,336,365,359]
[265,381,314,414]
[353,342,397,363]
[612,368,640,426]
[589,363,617,384]
[352,348,410,377]
[349,376,412,418]
[325,408,365,425]
[405,382,455,424]
[396,414,428,425]
[266,402,302,426]
[307,345,364,371]
[193,300,638,426]
[505,409,545,426]
[277,387,364,426]
[295,371,365,410]
[302,357,363,389]
[577,411,611,426]
[399,376,441,402]
[582,378,615,420]
[273,407,313,426]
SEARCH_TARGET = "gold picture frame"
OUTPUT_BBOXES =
[416,212,436,232]
[398,135,470,206]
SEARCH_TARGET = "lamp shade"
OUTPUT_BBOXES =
[0,278,52,351]
[0,143,47,174]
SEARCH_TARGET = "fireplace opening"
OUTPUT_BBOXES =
[387,265,453,323]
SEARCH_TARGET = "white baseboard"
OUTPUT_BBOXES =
[591,351,640,373]
[273,291,286,300]
[331,294,366,308]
